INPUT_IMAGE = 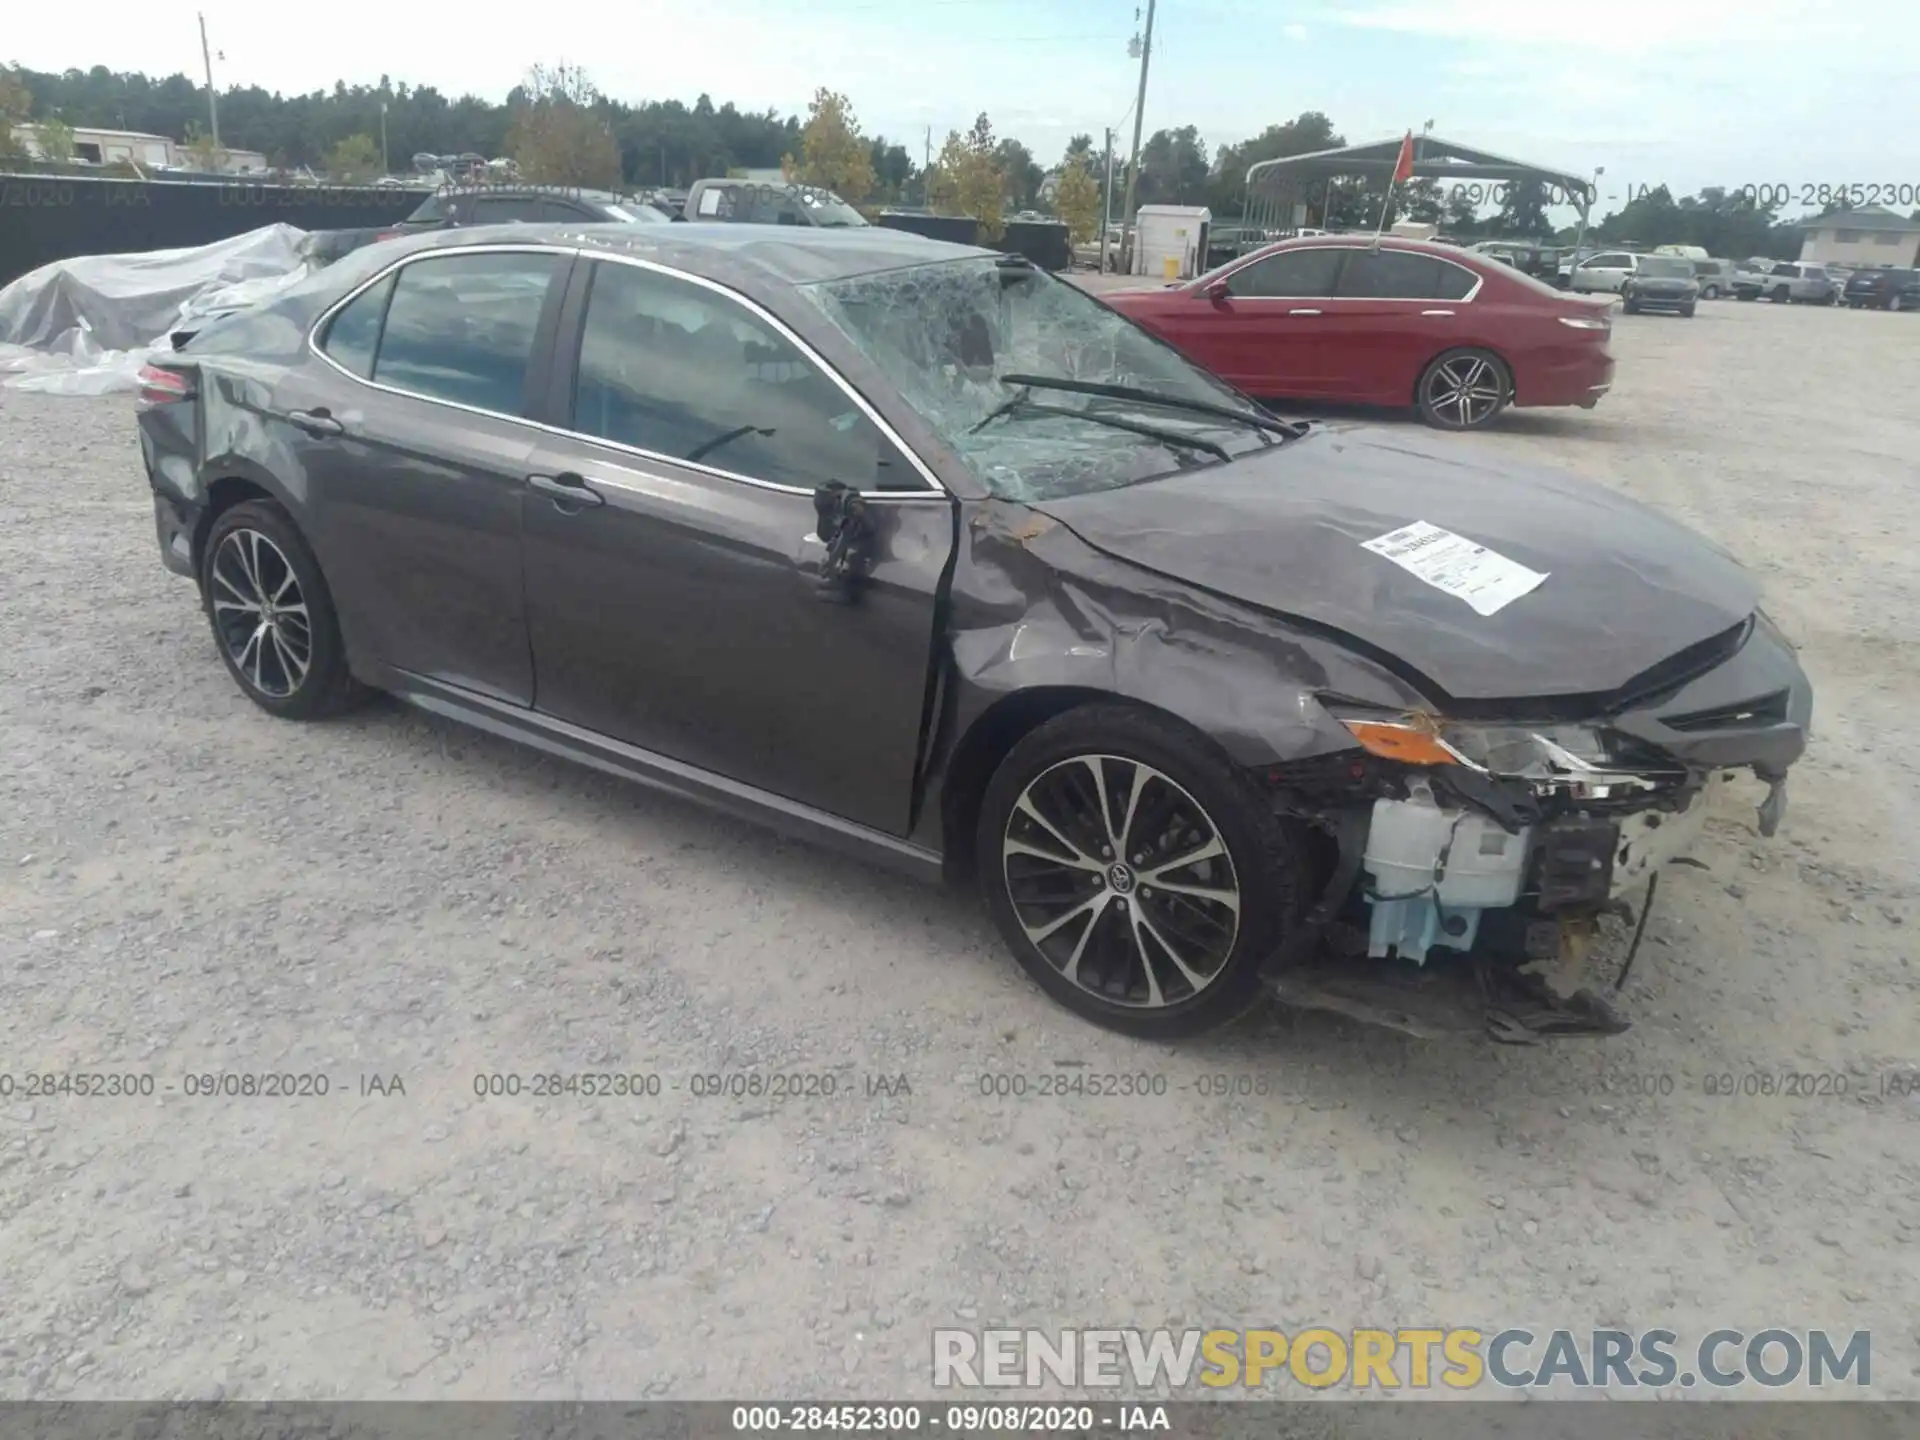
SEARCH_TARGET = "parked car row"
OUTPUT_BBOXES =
[299,180,870,271]
[133,222,1812,1042]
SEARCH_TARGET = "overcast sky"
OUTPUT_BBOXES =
[8,0,1917,218]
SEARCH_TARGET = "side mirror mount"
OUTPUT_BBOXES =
[1202,278,1231,303]
[812,481,876,604]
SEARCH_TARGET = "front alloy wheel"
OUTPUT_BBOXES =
[1416,348,1510,430]
[977,703,1308,1038]
[1002,755,1240,1010]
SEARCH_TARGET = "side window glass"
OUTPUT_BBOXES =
[320,272,396,379]
[372,252,559,414]
[1434,262,1476,300]
[1335,250,1443,298]
[537,199,590,222]
[571,261,921,492]
[1229,248,1343,297]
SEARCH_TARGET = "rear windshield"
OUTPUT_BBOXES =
[406,194,451,223]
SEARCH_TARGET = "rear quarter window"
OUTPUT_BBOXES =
[319,272,397,378]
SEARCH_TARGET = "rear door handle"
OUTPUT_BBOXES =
[528,471,604,508]
[1421,309,1455,316]
[1287,308,1322,315]
[287,408,344,437]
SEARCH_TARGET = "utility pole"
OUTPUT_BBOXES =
[924,126,932,206]
[379,100,389,178]
[1118,0,1156,276]
[197,13,221,157]
[1101,127,1115,273]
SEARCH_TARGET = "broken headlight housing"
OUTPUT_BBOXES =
[1340,717,1683,799]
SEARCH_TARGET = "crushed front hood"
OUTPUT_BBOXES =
[1030,424,1758,701]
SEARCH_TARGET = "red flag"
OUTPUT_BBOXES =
[1392,131,1415,185]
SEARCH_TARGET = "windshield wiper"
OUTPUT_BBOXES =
[998,372,1302,439]
[972,392,1230,462]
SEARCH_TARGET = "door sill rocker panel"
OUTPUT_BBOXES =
[384,669,945,882]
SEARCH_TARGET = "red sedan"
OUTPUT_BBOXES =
[1102,236,1616,430]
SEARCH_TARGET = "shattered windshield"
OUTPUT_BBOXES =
[802,257,1282,500]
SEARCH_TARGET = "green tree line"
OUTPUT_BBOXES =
[0,60,1867,253]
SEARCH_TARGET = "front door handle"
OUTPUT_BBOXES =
[1287,308,1323,315]
[528,472,604,508]
[1421,309,1455,316]
[287,408,344,437]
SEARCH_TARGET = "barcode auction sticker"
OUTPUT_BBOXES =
[1360,520,1550,617]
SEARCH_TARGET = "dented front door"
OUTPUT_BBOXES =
[519,256,958,834]
[520,440,953,836]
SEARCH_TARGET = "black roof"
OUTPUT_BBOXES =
[400,220,996,287]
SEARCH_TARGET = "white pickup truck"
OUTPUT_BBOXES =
[1731,261,1839,304]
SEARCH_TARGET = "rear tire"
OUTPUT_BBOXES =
[1771,286,1791,303]
[200,499,366,720]
[1701,284,1720,299]
[1414,347,1511,430]
[976,703,1309,1040]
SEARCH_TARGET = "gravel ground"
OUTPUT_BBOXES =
[1,299,1916,1404]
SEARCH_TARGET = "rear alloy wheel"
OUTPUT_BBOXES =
[977,704,1306,1039]
[202,499,364,719]
[1415,348,1511,430]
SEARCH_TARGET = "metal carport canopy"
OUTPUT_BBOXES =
[1245,134,1593,209]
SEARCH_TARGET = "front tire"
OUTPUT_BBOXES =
[1701,283,1720,299]
[1415,347,1511,430]
[201,499,365,719]
[1623,298,1642,315]
[1680,302,1696,318]
[976,704,1308,1039]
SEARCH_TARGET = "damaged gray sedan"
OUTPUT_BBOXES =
[135,225,1812,1042]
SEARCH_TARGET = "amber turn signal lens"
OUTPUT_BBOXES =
[1341,719,1459,767]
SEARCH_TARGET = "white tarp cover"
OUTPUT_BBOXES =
[0,224,311,395]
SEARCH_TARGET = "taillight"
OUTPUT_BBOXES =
[136,363,194,408]
[374,230,400,242]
